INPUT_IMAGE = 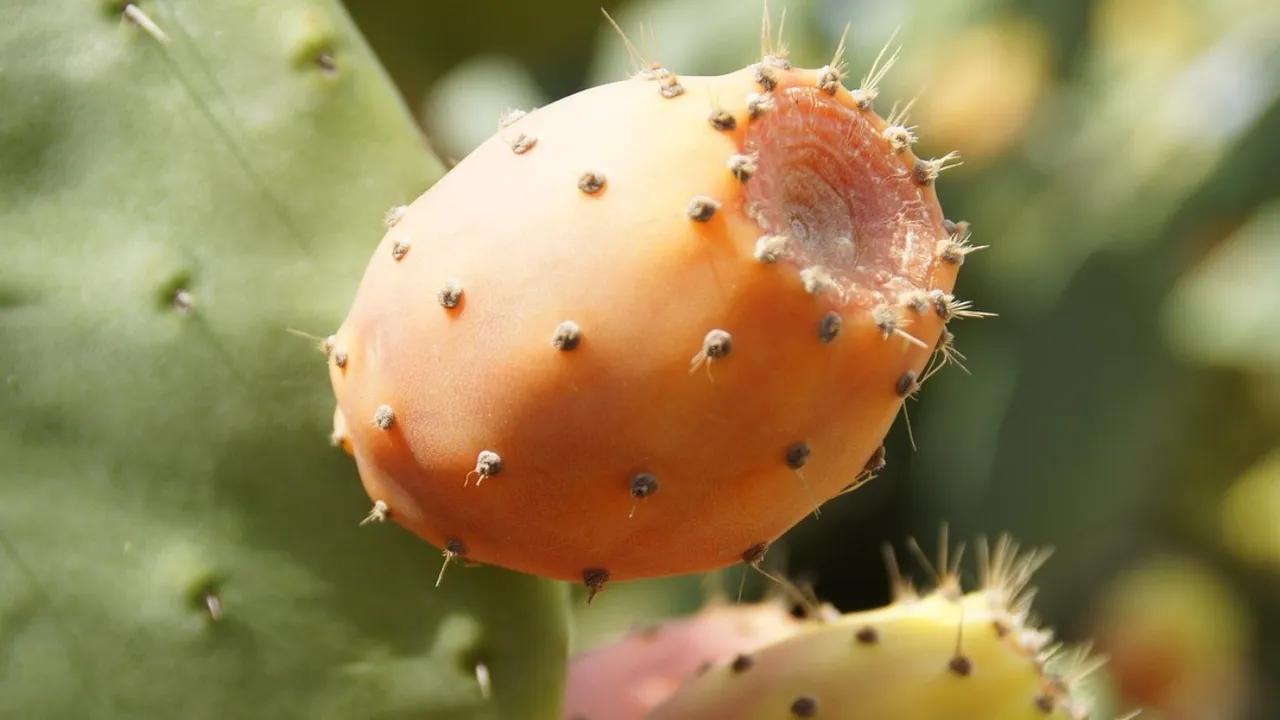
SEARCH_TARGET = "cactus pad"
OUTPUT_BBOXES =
[0,2,569,718]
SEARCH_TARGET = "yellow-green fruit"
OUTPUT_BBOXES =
[647,538,1113,720]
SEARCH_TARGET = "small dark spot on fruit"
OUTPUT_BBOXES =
[629,473,659,499]
[912,159,934,186]
[659,75,684,98]
[474,450,503,478]
[948,655,973,676]
[445,538,468,556]
[438,279,464,309]
[730,653,754,673]
[855,625,879,644]
[938,240,967,265]
[800,267,836,297]
[510,134,537,154]
[687,195,720,222]
[929,289,952,319]
[742,543,768,565]
[1034,694,1055,713]
[818,311,842,343]
[729,154,757,183]
[872,304,905,339]
[785,442,811,469]
[754,64,778,92]
[754,235,787,263]
[551,321,582,351]
[578,171,607,195]
[708,110,737,131]
[864,446,887,474]
[703,329,733,359]
[896,371,918,398]
[583,568,610,603]
[790,695,819,717]
[817,66,841,95]
[747,93,775,120]
[901,289,931,315]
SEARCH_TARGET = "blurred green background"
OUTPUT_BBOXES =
[345,0,1280,717]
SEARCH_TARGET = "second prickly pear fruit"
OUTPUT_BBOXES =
[328,27,979,590]
[647,537,1113,720]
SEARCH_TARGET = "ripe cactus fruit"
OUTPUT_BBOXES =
[329,17,983,588]
[646,535,1128,720]
[563,594,831,719]
[0,2,570,717]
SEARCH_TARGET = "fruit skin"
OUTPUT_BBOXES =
[0,2,569,718]
[330,50,970,587]
[646,538,1112,720]
[563,595,825,719]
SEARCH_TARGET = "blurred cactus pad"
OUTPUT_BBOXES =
[0,2,569,718]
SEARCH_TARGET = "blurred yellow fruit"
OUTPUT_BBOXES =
[1091,556,1251,720]
[907,17,1051,164]
[1220,449,1280,568]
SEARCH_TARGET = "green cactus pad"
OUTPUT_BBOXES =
[0,2,568,718]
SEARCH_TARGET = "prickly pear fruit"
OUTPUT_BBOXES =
[0,2,570,718]
[647,536,1123,720]
[564,595,827,719]
[329,19,982,589]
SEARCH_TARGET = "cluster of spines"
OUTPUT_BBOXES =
[324,10,992,601]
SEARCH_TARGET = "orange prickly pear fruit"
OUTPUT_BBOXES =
[327,15,985,592]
